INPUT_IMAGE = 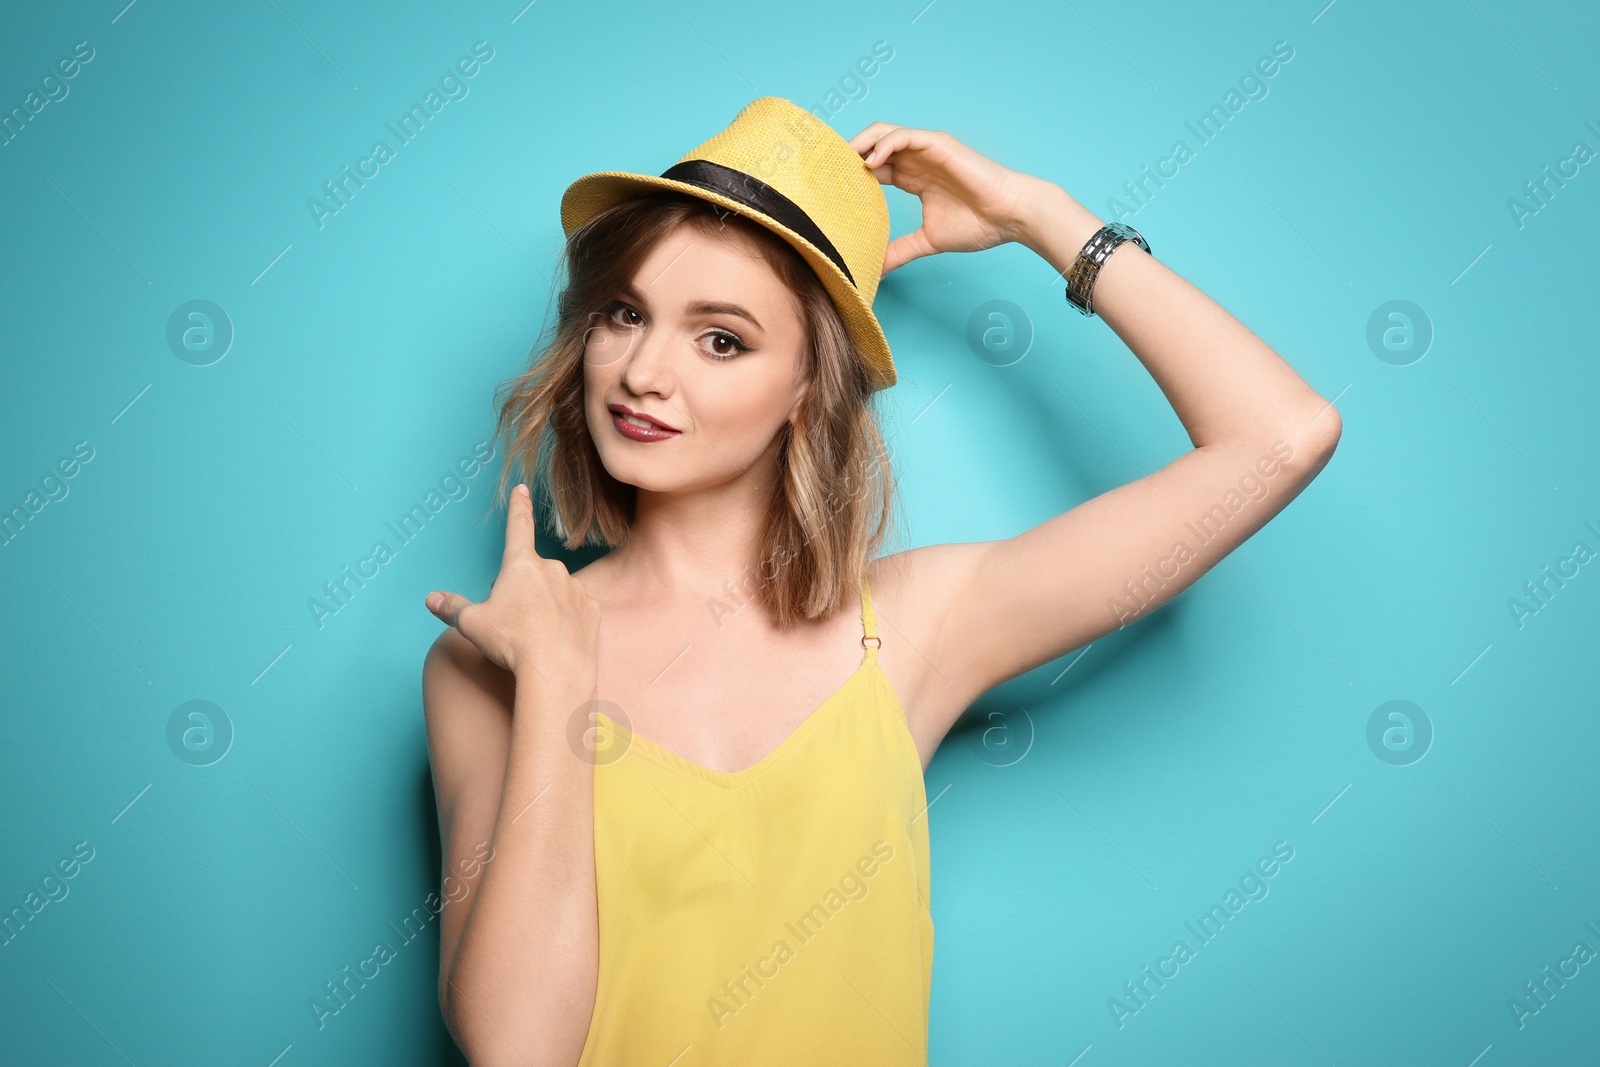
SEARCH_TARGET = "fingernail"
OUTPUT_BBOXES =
[515,483,528,496]
[427,592,443,612]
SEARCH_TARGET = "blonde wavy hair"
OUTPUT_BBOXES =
[488,190,903,628]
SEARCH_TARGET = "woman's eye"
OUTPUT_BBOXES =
[602,303,744,359]
[704,330,748,360]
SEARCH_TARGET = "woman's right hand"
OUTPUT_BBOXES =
[424,483,600,680]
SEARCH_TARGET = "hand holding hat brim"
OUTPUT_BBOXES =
[848,122,1042,276]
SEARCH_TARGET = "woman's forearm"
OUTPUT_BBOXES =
[1011,181,1339,451]
[445,666,600,1067]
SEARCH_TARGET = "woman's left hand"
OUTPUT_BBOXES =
[848,123,1052,274]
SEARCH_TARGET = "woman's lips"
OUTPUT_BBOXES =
[611,410,682,442]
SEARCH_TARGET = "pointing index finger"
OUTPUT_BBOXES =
[503,481,534,566]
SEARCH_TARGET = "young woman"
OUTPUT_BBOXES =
[421,97,1340,1066]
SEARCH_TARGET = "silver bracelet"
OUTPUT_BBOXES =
[1063,222,1150,316]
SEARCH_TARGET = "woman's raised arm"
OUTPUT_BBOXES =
[848,125,1342,730]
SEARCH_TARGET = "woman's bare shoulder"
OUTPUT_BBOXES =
[423,625,515,727]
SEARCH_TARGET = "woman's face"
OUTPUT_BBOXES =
[583,219,810,494]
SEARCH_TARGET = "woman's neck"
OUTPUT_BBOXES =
[602,476,774,602]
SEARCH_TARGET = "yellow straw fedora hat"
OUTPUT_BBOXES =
[559,96,896,391]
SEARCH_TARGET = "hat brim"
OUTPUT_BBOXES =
[560,171,896,391]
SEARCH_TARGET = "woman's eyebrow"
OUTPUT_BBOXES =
[620,283,763,332]
[685,300,763,332]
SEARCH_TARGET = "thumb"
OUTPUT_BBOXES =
[425,590,473,627]
[883,228,935,275]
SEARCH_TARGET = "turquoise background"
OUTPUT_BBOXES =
[3,0,1597,1063]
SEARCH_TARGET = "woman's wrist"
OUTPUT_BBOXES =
[1009,179,1108,275]
[512,648,598,692]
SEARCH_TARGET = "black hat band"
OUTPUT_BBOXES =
[658,159,857,288]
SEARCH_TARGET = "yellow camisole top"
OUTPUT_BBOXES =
[577,576,934,1066]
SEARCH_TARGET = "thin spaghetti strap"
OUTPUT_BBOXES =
[860,575,881,653]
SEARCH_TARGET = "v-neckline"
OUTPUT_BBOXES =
[593,648,881,789]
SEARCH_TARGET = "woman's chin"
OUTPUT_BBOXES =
[597,455,688,494]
